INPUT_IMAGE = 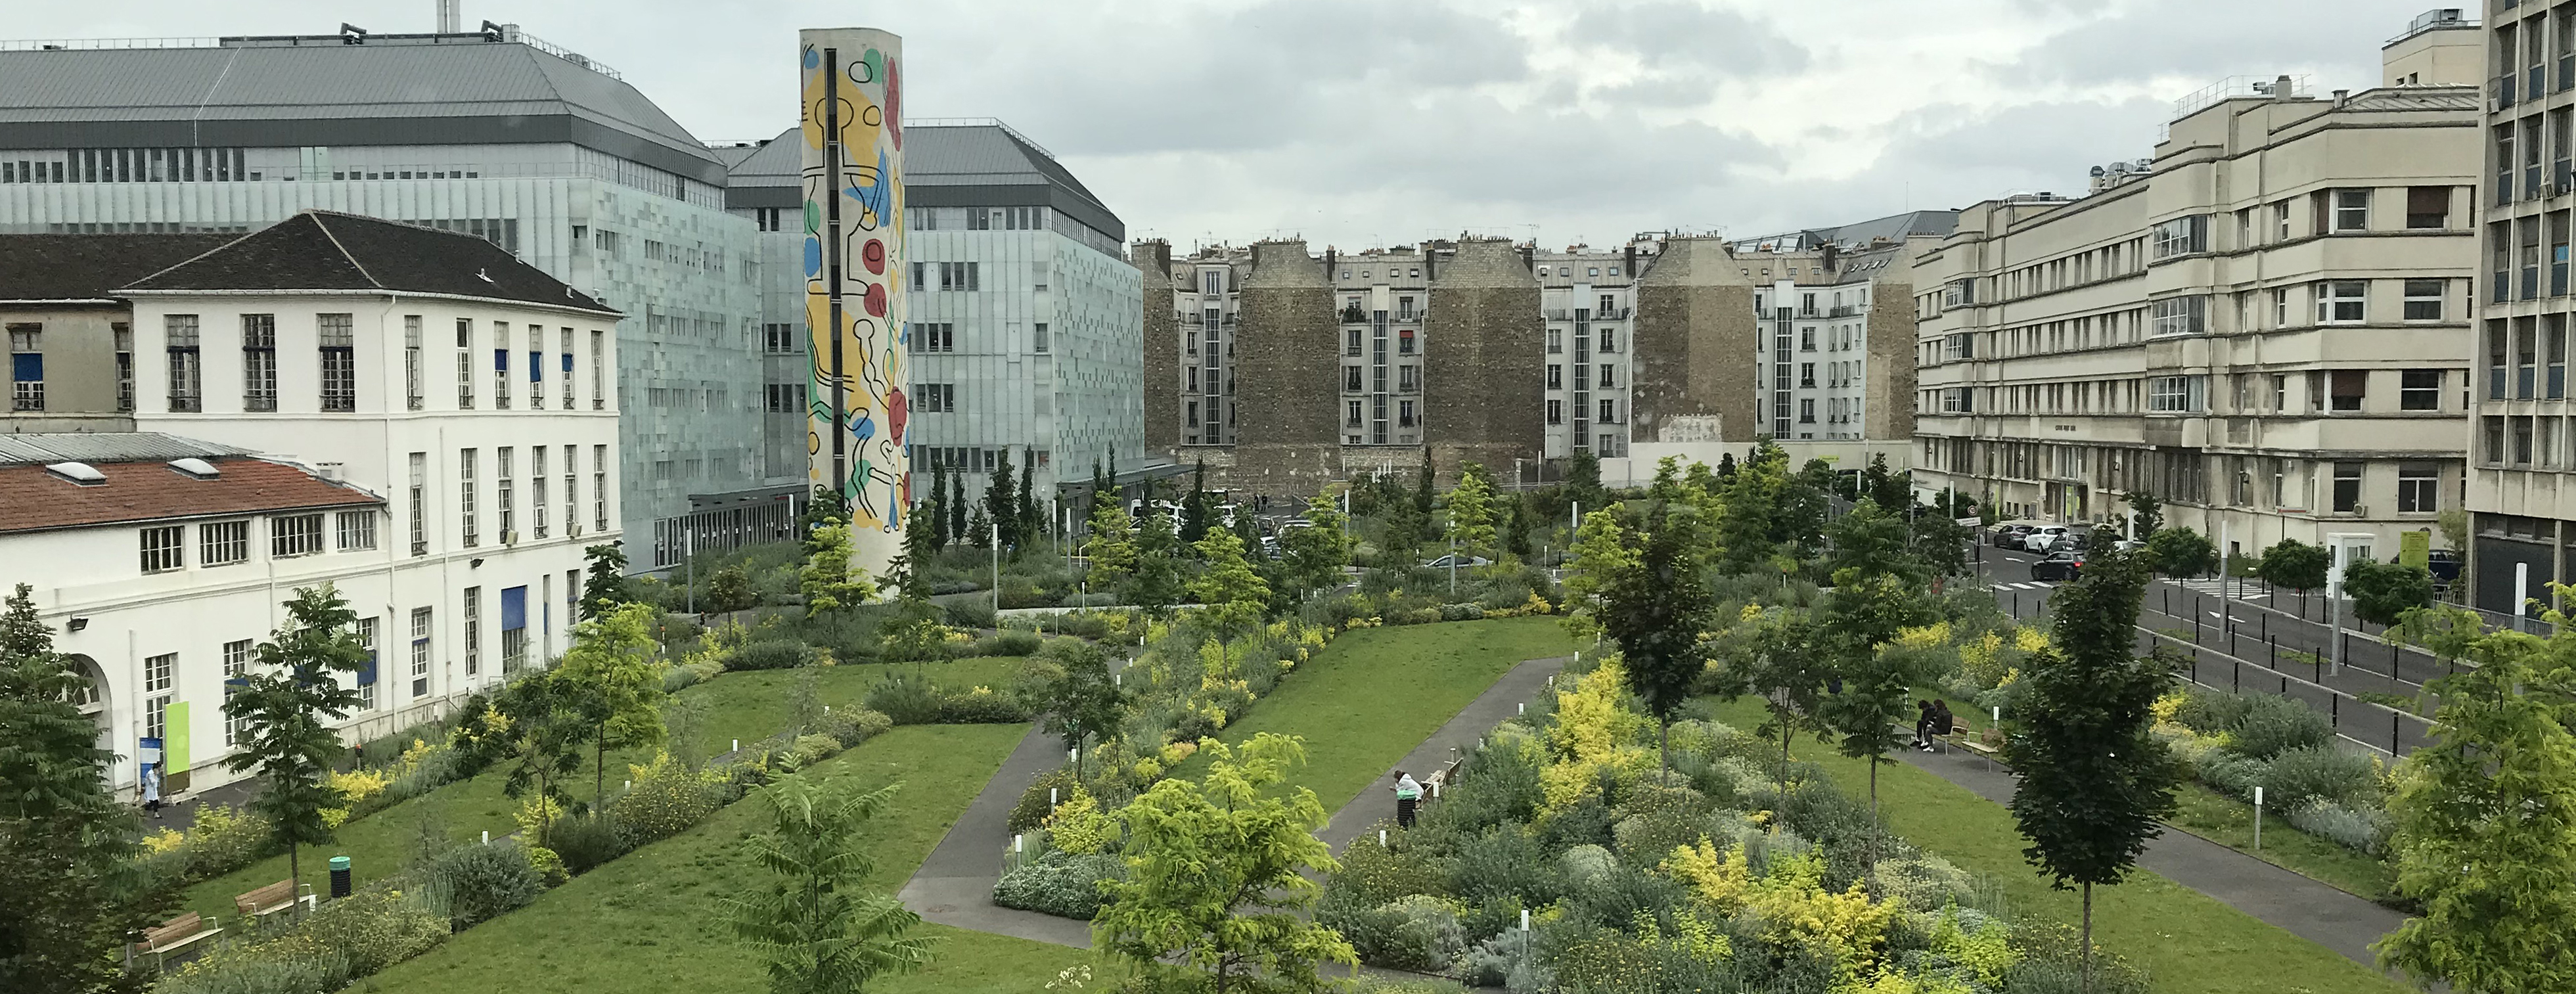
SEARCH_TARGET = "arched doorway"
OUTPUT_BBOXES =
[64,653,114,777]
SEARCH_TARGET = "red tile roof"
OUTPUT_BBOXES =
[0,457,381,535]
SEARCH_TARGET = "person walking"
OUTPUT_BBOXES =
[1391,770,1422,829]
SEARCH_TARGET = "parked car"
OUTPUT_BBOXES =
[2031,550,2085,581]
[1422,554,1495,569]
[1989,523,2037,549]
[2426,549,2463,584]
[2021,526,2073,553]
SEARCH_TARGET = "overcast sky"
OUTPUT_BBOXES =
[20,1,2449,252]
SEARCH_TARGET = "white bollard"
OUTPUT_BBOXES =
[1521,909,1531,932]
[1380,829,1387,847]
[732,739,740,753]
[1051,788,1059,807]
[481,830,489,845]
[1991,706,2000,724]
[1014,834,1024,853]
[1432,782,1441,799]
[2253,786,2265,850]
[1070,748,1079,767]
[624,780,632,792]
[1518,702,1525,715]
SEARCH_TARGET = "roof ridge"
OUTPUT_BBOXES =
[118,227,256,288]
[304,212,385,290]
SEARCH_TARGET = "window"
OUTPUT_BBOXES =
[2150,215,2208,258]
[145,652,175,740]
[2407,186,2449,229]
[2315,281,2367,324]
[2332,189,2370,231]
[408,607,434,698]
[223,639,253,745]
[531,447,549,539]
[1598,397,1617,422]
[763,323,796,353]
[1345,328,1363,356]
[2395,369,2442,411]
[1547,328,1563,353]
[913,323,955,352]
[271,513,325,557]
[2332,462,2363,513]
[463,586,482,677]
[1398,399,1417,427]
[2148,374,2207,413]
[2150,296,2207,336]
[140,525,184,572]
[163,315,202,411]
[1600,364,1617,388]
[1033,322,1049,353]
[1547,365,1562,390]
[354,616,378,711]
[241,314,276,411]
[1344,399,1361,427]
[7,325,39,411]
[492,325,511,408]
[2398,463,2439,512]
[1799,363,1817,388]
[455,319,476,407]
[527,326,545,407]
[1398,328,1414,355]
[497,447,515,539]
[1799,398,1815,423]
[911,383,956,412]
[459,449,478,547]
[1547,399,1563,424]
[1939,387,1974,413]
[590,330,604,409]
[934,261,980,290]
[765,383,807,413]
[338,509,376,551]
[501,587,529,674]
[401,315,424,409]
[201,520,249,566]
[408,452,428,556]
[2330,370,2367,411]
[593,445,608,530]
[2403,280,2445,321]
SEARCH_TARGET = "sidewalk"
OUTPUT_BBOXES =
[1897,744,2408,970]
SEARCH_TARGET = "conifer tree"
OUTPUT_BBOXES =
[578,543,630,621]
[1181,460,1212,544]
[926,463,950,551]
[986,456,1020,550]
[1085,494,1141,593]
[949,474,969,543]
[1018,448,1043,548]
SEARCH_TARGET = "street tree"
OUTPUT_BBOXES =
[1190,528,1273,663]
[1277,503,1353,600]
[2006,537,2175,992]
[553,602,667,804]
[2344,558,2433,627]
[579,542,630,620]
[800,518,878,615]
[1595,503,1715,774]
[222,583,371,905]
[2255,538,2330,594]
[1094,733,1357,993]
[1033,640,1124,778]
[1817,570,1940,819]
[0,583,151,994]
[725,773,934,993]
[2144,526,2219,579]
[2377,606,2576,993]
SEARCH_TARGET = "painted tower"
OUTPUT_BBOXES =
[800,28,907,576]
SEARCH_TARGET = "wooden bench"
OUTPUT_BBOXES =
[132,911,220,969]
[235,880,298,925]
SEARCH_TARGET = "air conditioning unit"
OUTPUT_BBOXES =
[2349,505,2368,518]
[501,530,519,546]
[570,524,583,537]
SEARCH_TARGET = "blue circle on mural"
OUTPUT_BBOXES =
[851,415,876,442]
[803,237,822,277]
[802,48,819,70]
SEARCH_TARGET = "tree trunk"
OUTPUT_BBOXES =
[288,843,302,920]
[1660,718,1671,779]
[596,725,608,810]
[2081,882,2094,993]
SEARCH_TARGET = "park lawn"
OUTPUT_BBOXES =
[678,655,1033,756]
[2163,782,2400,903]
[1705,696,2408,994]
[359,723,1028,994]
[1179,617,1577,813]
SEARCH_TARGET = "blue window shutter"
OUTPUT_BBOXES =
[11,353,39,382]
[494,349,509,373]
[561,352,574,374]
[530,351,543,381]
[501,586,528,631]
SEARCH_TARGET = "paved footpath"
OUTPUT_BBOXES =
[1899,744,2407,970]
[897,653,1579,949]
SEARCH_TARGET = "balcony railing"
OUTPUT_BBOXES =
[1828,304,1859,317]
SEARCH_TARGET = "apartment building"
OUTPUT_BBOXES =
[1,233,230,432]
[723,121,1142,526]
[0,28,759,570]
[2471,0,2576,616]
[1914,32,2481,558]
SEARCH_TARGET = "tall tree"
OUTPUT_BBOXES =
[553,602,667,805]
[1861,453,1909,510]
[2006,535,2174,992]
[1595,503,1715,774]
[725,774,934,993]
[2378,608,2576,993]
[1445,463,1499,554]
[0,583,151,994]
[1817,571,1939,819]
[800,518,878,615]
[1412,458,1437,537]
[1084,493,1141,593]
[1709,604,1834,784]
[1189,529,1272,659]
[1181,460,1213,545]
[455,668,591,842]
[1717,447,1786,576]
[1561,508,1638,643]
[1094,733,1357,993]
[986,456,1020,550]
[1032,641,1125,779]
[222,583,371,907]
[1566,450,1605,511]
[579,542,630,621]
[1278,503,1353,599]
[948,473,969,543]
[896,500,940,604]
[1127,500,1187,618]
[1823,498,1920,586]
[1019,449,1045,549]
[1378,486,1428,568]
[924,463,950,552]
[2123,491,2164,538]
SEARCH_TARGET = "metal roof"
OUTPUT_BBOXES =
[0,432,252,466]
[724,122,1125,242]
[0,39,724,183]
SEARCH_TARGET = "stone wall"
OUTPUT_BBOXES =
[1131,239,1179,455]
[1633,237,1758,443]
[1423,237,1543,486]
[1863,264,1920,444]
[1227,239,1340,497]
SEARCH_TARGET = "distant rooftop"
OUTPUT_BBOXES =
[0,432,250,466]
[725,119,1125,244]
[0,233,235,302]
[122,211,619,315]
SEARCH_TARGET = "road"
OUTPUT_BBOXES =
[1967,540,2437,756]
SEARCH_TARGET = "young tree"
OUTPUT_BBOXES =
[1909,511,1972,580]
[1595,504,1715,775]
[925,463,950,552]
[1817,570,1939,819]
[2145,526,2218,579]
[725,774,934,994]
[554,602,667,804]
[948,473,969,543]
[2344,559,2433,627]
[1378,486,1428,568]
[1499,491,1533,558]
[1445,463,1499,553]
[1181,460,1213,545]
[223,583,371,906]
[1093,733,1357,993]
[1190,528,1272,654]
[1566,450,1605,511]
[798,484,851,537]
[896,500,941,604]
[1823,498,1920,586]
[1715,451,1738,482]
[1277,503,1353,600]
[2006,537,2175,991]
[800,518,878,615]
[2255,538,2330,594]
[1863,453,1910,510]
[1716,447,1785,575]
[455,668,590,841]
[1033,641,1124,778]
[2123,491,2163,539]
[966,505,994,550]
[579,542,630,621]
[986,456,1020,550]
[1084,493,1141,593]
[2377,608,2576,993]
[1019,447,1044,548]
[1561,508,1639,643]
[1412,458,1436,528]
[1709,605,1835,782]
[0,583,150,994]
[1127,502,1188,618]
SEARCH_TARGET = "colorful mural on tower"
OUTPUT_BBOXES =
[800,28,907,575]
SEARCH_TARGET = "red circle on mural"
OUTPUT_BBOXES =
[863,282,886,317]
[862,238,886,275]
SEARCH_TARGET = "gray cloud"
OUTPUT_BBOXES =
[2004,0,2437,89]
[1571,1,1809,75]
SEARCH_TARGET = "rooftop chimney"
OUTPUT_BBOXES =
[436,0,461,34]
[2273,75,2295,101]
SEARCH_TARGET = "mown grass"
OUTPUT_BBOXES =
[1175,616,1578,813]
[2163,782,2400,903]
[1704,696,2407,994]
[358,723,1029,994]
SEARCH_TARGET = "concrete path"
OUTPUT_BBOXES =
[1897,743,2408,970]
[1319,655,1575,853]
[896,722,1096,947]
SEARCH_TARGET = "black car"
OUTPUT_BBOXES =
[2030,550,2084,581]
[2426,549,2463,584]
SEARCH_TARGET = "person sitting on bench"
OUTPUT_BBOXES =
[1920,700,1956,752]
